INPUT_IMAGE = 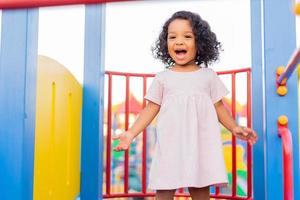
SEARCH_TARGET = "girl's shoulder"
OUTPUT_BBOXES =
[153,69,169,78]
[150,70,168,84]
[201,67,215,73]
[202,67,218,76]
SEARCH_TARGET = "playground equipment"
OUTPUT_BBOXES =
[294,2,300,15]
[277,115,293,200]
[34,56,82,200]
[275,23,300,199]
[0,0,299,200]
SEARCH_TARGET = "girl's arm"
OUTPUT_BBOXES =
[113,101,160,151]
[214,100,257,145]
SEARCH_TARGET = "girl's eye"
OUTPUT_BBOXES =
[185,35,193,38]
[168,36,176,39]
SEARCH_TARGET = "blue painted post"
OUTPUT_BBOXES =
[0,9,38,200]
[251,0,266,199]
[251,0,299,199]
[81,4,106,200]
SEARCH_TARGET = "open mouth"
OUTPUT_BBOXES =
[174,49,187,60]
[175,49,187,55]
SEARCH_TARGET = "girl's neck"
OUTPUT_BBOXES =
[172,63,200,72]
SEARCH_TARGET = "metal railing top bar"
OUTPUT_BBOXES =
[105,70,155,77]
[106,67,251,77]
[217,68,251,75]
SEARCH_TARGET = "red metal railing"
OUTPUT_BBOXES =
[277,126,294,200]
[103,68,253,199]
[104,71,153,197]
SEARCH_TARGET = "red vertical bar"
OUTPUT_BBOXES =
[177,188,184,200]
[246,70,253,198]
[142,76,147,194]
[232,73,237,197]
[106,73,112,195]
[178,188,184,194]
[124,75,130,193]
[215,186,220,195]
[215,74,221,196]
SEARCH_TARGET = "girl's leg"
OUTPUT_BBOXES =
[188,187,210,200]
[156,189,176,200]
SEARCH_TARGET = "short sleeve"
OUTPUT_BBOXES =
[144,74,163,105]
[210,70,229,104]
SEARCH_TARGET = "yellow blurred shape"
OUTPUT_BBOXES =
[223,145,247,172]
[294,2,300,15]
[34,55,82,200]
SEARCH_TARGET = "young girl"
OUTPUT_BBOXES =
[113,11,257,200]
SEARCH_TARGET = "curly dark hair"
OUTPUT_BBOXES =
[152,11,222,67]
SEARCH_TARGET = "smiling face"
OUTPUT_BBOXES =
[167,19,197,67]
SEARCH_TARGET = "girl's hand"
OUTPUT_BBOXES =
[112,130,135,151]
[232,126,258,145]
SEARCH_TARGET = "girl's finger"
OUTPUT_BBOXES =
[113,144,128,152]
[112,135,120,140]
[244,128,258,139]
[238,130,249,138]
[251,132,257,138]
[236,133,248,141]
[236,131,255,143]
[241,131,248,137]
[250,136,257,144]
[248,129,257,138]
[248,132,257,142]
[243,127,252,132]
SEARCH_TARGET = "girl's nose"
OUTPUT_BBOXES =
[175,40,184,45]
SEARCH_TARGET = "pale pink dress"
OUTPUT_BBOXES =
[144,67,229,190]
